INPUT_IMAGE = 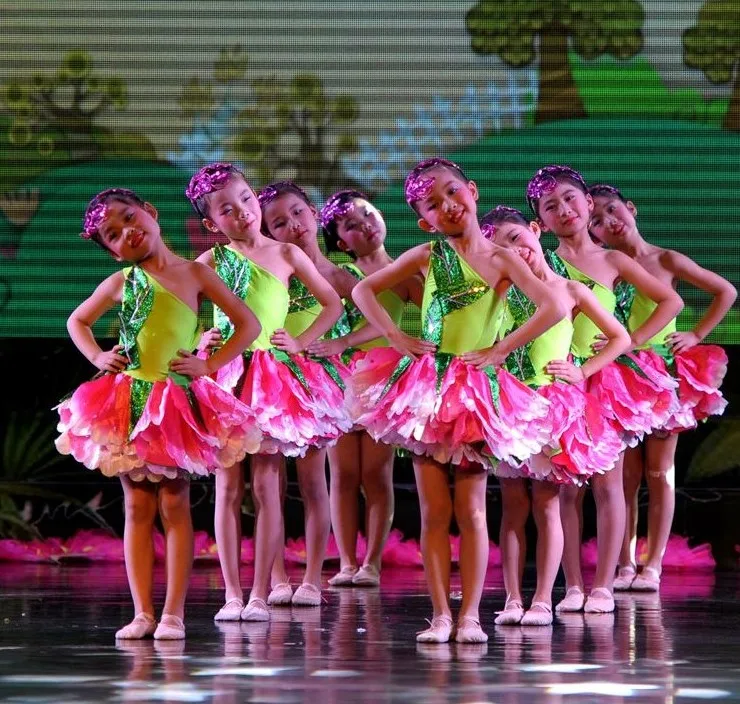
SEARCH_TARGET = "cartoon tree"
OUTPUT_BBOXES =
[2,49,128,161]
[466,1,644,123]
[233,73,359,197]
[683,0,740,132]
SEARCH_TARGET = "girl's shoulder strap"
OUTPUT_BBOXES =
[614,279,636,327]
[340,262,364,280]
[544,249,570,279]
[213,243,251,299]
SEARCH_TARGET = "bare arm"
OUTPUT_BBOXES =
[272,246,343,352]
[317,258,361,299]
[566,283,631,379]
[489,251,567,358]
[171,263,261,376]
[352,244,436,358]
[611,251,684,348]
[663,250,737,349]
[67,271,129,372]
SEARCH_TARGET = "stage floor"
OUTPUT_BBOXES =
[0,564,738,702]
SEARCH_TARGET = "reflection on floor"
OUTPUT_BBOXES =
[0,564,738,702]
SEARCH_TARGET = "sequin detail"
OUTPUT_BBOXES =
[380,355,413,398]
[271,349,312,396]
[129,377,153,429]
[313,356,346,391]
[614,280,635,328]
[288,277,319,314]
[213,244,251,342]
[483,366,500,411]
[434,353,454,393]
[119,267,154,371]
[424,240,490,346]
[615,353,650,380]
[502,286,538,382]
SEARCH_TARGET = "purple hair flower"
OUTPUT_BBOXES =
[480,222,496,240]
[81,202,109,239]
[185,162,236,203]
[257,185,280,207]
[320,194,355,228]
[404,175,436,204]
[526,165,587,212]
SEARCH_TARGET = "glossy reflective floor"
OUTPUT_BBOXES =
[0,564,738,703]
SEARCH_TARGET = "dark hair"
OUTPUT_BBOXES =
[81,188,147,250]
[588,183,627,202]
[320,189,368,257]
[258,180,315,236]
[526,165,588,217]
[186,163,247,218]
[404,157,470,214]
[480,205,530,231]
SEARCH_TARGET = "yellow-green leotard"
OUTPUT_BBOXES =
[120,266,199,383]
[499,285,573,387]
[212,243,289,350]
[615,281,676,349]
[420,241,502,354]
[339,262,405,350]
[545,250,615,362]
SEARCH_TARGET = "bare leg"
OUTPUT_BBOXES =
[453,469,489,622]
[358,433,395,571]
[620,445,644,570]
[413,456,453,619]
[642,433,679,574]
[590,453,626,592]
[498,478,530,605]
[530,481,563,606]
[296,447,330,587]
[270,459,290,588]
[328,433,362,572]
[250,453,283,602]
[158,478,193,620]
[559,484,586,592]
[214,463,245,602]
[120,476,158,617]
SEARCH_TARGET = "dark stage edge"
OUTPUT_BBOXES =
[1,564,739,703]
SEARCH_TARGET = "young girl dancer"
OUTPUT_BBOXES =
[316,189,423,588]
[589,183,736,591]
[253,181,367,605]
[350,158,566,643]
[186,163,345,621]
[56,188,262,640]
[526,165,684,614]
[480,206,629,626]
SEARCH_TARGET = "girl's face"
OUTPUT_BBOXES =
[335,198,387,257]
[263,192,318,246]
[491,220,544,270]
[203,175,261,240]
[97,199,160,262]
[589,196,637,247]
[536,180,593,238]
[415,167,478,237]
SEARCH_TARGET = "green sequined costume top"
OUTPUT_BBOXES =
[120,266,199,383]
[545,250,615,362]
[499,285,573,388]
[420,239,503,354]
[212,243,290,351]
[284,276,322,338]
[615,281,676,348]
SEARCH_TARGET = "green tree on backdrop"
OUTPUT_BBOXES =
[466,0,644,123]
[683,0,740,132]
[233,73,359,197]
[2,50,128,162]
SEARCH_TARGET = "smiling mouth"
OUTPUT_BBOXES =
[128,232,144,248]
